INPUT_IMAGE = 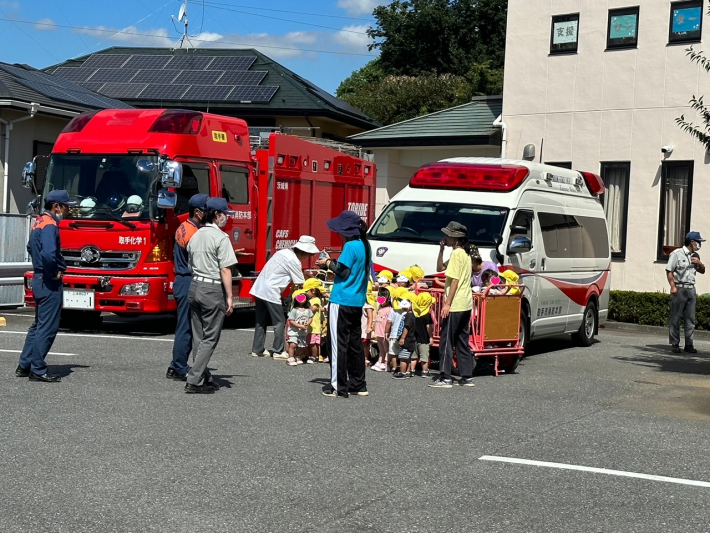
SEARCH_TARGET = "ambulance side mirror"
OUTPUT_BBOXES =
[508,236,531,253]
[156,190,177,210]
[161,161,183,189]
[21,161,36,189]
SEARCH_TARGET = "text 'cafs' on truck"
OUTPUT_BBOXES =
[20,108,376,329]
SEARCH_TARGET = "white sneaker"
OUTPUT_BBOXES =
[262,350,271,357]
[287,357,299,366]
[250,352,260,357]
[273,351,289,360]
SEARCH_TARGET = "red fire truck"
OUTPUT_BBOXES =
[21,108,376,328]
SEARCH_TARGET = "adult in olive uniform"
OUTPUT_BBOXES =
[15,190,75,382]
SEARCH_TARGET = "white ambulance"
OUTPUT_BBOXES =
[368,157,611,348]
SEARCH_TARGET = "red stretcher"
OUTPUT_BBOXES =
[417,284,527,376]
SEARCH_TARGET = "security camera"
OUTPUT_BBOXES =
[662,145,674,154]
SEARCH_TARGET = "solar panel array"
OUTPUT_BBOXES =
[51,53,278,103]
[0,64,132,110]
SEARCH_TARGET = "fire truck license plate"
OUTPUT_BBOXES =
[62,289,95,310]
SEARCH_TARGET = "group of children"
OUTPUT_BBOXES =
[282,246,521,373]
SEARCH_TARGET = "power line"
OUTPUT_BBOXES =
[201,1,376,22]
[0,10,60,61]
[201,1,370,34]
[2,17,378,57]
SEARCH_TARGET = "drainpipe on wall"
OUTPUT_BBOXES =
[492,114,507,159]
[1,103,39,213]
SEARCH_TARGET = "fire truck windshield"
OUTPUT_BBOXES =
[369,201,509,246]
[42,154,158,220]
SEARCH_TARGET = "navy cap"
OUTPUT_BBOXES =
[326,210,363,237]
[45,190,76,206]
[205,197,235,215]
[188,193,209,210]
[687,231,705,243]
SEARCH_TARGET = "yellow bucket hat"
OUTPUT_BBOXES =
[303,278,325,292]
[413,292,435,317]
[377,270,393,281]
[408,265,425,282]
[500,270,521,295]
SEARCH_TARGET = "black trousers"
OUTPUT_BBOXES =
[438,309,474,379]
[328,303,366,394]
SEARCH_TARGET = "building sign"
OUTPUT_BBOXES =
[552,19,578,44]
[671,4,702,42]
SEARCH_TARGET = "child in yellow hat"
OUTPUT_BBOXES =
[302,278,326,363]
[413,292,436,377]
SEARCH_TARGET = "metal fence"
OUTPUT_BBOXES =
[0,214,32,306]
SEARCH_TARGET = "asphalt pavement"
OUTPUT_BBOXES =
[2,308,710,532]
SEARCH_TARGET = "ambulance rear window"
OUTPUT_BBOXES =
[369,201,508,245]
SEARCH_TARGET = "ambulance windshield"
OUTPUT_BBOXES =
[42,154,158,220]
[369,201,509,245]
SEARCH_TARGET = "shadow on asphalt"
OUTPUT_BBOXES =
[614,347,710,376]
[48,364,91,378]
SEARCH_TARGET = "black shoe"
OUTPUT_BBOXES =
[684,345,698,354]
[29,372,61,383]
[672,345,681,354]
[322,388,348,398]
[184,383,215,394]
[205,379,220,391]
[347,388,369,396]
[166,368,188,381]
[15,365,30,377]
[392,371,410,380]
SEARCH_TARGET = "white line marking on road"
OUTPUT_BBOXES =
[479,456,710,488]
[0,330,174,342]
[0,348,77,356]
[0,313,34,317]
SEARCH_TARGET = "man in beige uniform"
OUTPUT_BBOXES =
[186,197,238,394]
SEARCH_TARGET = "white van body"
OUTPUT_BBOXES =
[368,157,611,345]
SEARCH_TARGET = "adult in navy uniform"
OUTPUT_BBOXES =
[166,193,209,381]
[15,190,75,382]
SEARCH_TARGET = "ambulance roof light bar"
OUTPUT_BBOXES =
[409,163,530,192]
[579,171,605,196]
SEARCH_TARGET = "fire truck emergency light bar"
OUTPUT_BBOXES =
[409,163,530,192]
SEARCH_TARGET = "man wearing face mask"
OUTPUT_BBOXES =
[666,231,706,354]
[185,197,238,393]
[15,190,75,382]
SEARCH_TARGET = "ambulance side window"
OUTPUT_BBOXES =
[509,210,533,248]
[221,165,249,204]
[175,162,210,215]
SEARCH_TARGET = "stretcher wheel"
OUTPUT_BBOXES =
[499,354,521,374]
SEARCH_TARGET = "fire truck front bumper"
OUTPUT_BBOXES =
[24,273,174,313]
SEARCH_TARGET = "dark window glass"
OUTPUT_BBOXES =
[175,162,210,215]
[600,162,631,258]
[539,212,609,259]
[545,162,573,169]
[607,7,640,49]
[669,1,703,43]
[509,210,534,247]
[220,166,249,204]
[551,14,580,54]
[658,161,693,258]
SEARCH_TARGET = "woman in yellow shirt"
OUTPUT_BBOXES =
[431,221,475,389]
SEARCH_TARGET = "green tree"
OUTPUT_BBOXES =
[677,45,710,148]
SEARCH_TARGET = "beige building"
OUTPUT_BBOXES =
[503,0,710,293]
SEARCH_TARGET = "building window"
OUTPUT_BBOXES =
[221,165,249,204]
[658,161,694,259]
[550,14,580,54]
[669,1,703,43]
[545,162,573,169]
[607,7,640,49]
[600,162,631,259]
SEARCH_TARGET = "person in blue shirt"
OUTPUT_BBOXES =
[317,210,372,398]
[166,193,209,381]
[15,190,75,383]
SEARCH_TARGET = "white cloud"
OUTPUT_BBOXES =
[34,18,56,31]
[337,0,387,16]
[0,1,20,9]
[333,24,371,53]
[73,25,174,47]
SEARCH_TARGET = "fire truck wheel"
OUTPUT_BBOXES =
[60,310,103,331]
[573,300,597,347]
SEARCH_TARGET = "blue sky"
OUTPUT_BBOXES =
[0,0,387,93]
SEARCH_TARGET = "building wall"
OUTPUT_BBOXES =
[503,0,710,293]
[372,145,501,214]
[0,109,72,214]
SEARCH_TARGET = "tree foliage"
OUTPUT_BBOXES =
[677,42,710,149]
[336,0,507,125]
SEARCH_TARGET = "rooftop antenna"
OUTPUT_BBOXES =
[172,0,193,50]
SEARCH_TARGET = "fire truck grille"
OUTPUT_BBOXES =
[63,249,141,270]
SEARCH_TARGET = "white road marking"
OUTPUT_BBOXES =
[0,348,77,356]
[0,312,35,317]
[0,330,174,342]
[479,456,710,488]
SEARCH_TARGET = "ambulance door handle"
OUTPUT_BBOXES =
[541,258,546,271]
[529,259,536,269]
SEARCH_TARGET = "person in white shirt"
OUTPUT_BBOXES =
[250,236,319,359]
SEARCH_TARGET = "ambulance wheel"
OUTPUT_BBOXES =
[574,301,597,347]
[519,310,529,352]
[60,310,103,331]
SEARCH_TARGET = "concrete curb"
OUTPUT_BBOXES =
[603,320,710,340]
